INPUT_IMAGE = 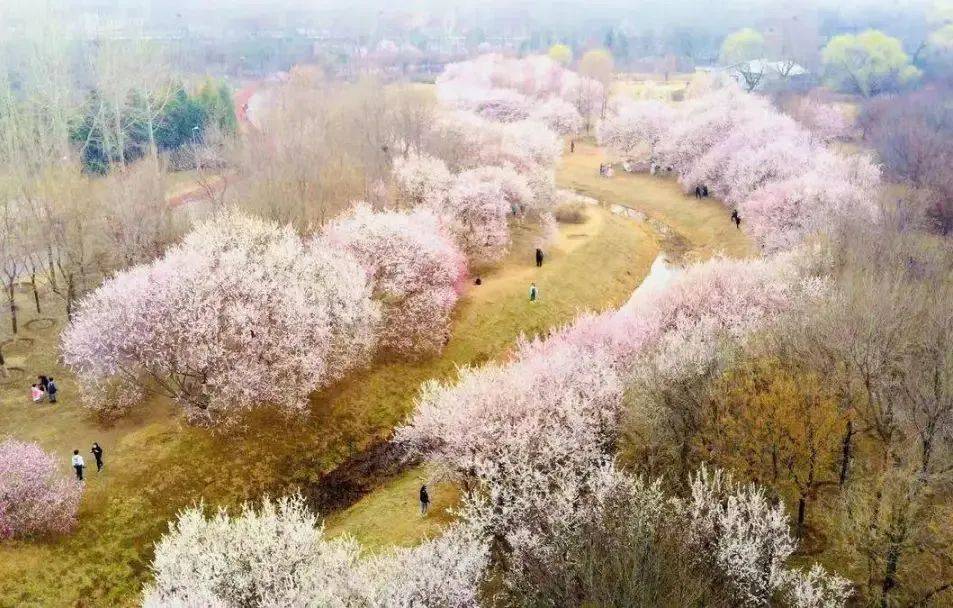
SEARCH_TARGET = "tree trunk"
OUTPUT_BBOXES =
[839,419,853,485]
[114,96,126,170]
[881,543,901,607]
[146,112,160,173]
[30,272,40,314]
[7,281,16,335]
[797,495,806,537]
[65,276,74,322]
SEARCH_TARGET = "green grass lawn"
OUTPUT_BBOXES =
[0,205,657,607]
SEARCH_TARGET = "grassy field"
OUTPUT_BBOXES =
[0,205,656,607]
[558,141,753,262]
[612,75,692,101]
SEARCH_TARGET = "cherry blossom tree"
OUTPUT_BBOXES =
[0,439,82,539]
[143,495,488,607]
[396,344,624,489]
[430,169,512,266]
[323,204,467,357]
[529,98,583,135]
[598,99,675,161]
[684,467,851,608]
[473,88,531,123]
[741,153,880,252]
[789,98,853,143]
[437,53,579,110]
[62,210,380,424]
[391,153,453,207]
[602,88,880,249]
[498,120,562,173]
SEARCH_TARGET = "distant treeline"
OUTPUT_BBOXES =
[72,79,236,174]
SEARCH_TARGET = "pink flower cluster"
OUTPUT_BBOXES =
[437,54,593,133]
[62,210,381,423]
[788,98,853,143]
[599,88,880,251]
[0,439,82,540]
[322,204,467,357]
[399,251,826,484]
[394,115,561,267]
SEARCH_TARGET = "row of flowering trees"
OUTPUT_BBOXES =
[387,78,861,601]
[61,208,466,424]
[393,251,850,606]
[598,88,880,252]
[60,59,568,425]
[436,54,600,134]
[143,459,848,606]
[143,496,488,607]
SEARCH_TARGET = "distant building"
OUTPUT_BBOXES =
[697,59,810,91]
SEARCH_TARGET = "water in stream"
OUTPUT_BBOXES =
[623,254,680,310]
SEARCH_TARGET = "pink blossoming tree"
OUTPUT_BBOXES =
[323,204,467,357]
[0,439,82,540]
[599,88,880,248]
[431,169,513,266]
[62,210,380,424]
[392,153,453,207]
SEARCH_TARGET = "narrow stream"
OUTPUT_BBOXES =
[624,253,680,309]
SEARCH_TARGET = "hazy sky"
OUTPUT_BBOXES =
[0,0,937,37]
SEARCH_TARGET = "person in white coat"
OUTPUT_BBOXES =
[71,449,85,481]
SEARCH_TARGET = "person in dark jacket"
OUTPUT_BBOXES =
[694,186,702,199]
[731,209,741,229]
[91,442,104,472]
[46,377,58,403]
[535,248,544,267]
[419,484,430,516]
[702,185,709,197]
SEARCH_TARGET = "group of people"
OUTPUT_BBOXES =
[71,443,105,481]
[730,209,742,229]
[30,375,58,403]
[694,185,710,198]
[598,163,614,177]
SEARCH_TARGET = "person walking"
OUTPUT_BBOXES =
[72,450,85,481]
[529,282,538,302]
[535,248,544,268]
[47,377,58,403]
[419,484,430,516]
[731,209,741,229]
[694,186,701,199]
[570,140,575,153]
[91,442,104,472]
[702,185,709,197]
